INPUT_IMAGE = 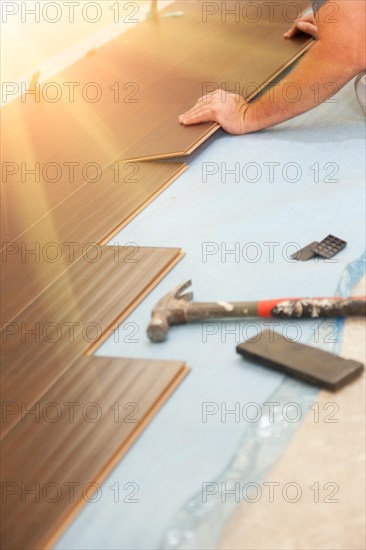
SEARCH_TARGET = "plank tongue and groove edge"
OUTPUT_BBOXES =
[0,245,184,437]
[1,162,186,322]
[0,355,190,550]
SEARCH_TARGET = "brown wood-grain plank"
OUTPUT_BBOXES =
[114,0,313,160]
[0,355,190,550]
[1,1,312,196]
[0,161,186,245]
[1,162,186,321]
[0,245,183,437]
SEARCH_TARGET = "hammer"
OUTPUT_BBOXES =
[147,280,366,342]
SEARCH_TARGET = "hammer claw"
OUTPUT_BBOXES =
[180,292,193,302]
[175,280,192,297]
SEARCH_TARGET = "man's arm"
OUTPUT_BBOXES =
[179,1,366,135]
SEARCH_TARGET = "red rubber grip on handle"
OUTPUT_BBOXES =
[257,299,285,317]
[257,297,366,318]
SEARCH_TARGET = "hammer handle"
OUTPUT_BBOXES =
[185,297,366,321]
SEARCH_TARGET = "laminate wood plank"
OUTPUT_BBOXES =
[0,245,183,437]
[0,160,186,245]
[114,0,313,160]
[0,355,189,550]
[2,1,312,175]
[2,8,190,168]
[1,41,172,236]
[1,162,186,321]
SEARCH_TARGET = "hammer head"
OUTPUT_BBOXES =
[147,280,193,342]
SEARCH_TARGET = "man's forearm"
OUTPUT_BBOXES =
[179,1,365,134]
[245,41,357,133]
[245,0,365,133]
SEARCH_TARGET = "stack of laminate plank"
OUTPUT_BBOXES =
[1,162,187,321]
[0,2,312,548]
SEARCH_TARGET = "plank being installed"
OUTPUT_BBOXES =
[1,162,186,322]
[116,0,313,160]
[0,245,183,437]
[1,1,313,175]
[1,355,189,550]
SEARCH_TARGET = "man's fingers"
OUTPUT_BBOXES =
[284,11,318,39]
[180,105,202,119]
[284,23,298,38]
[284,20,318,39]
[179,108,215,125]
[181,95,213,117]
[195,94,215,106]
[179,95,215,118]
[181,90,221,118]
[296,21,319,39]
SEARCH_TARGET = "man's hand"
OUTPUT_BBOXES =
[179,90,249,134]
[179,1,365,136]
[178,10,319,134]
[284,10,319,40]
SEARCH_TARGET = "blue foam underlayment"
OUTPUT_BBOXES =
[55,81,365,550]
[160,253,365,550]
